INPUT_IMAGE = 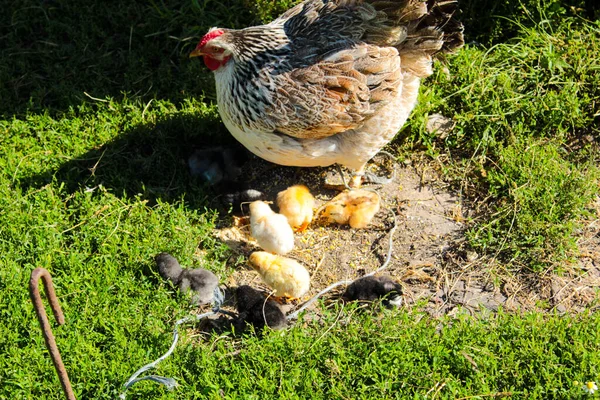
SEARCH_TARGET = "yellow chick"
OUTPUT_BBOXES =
[249,251,310,298]
[250,200,295,254]
[276,184,315,232]
[320,189,381,229]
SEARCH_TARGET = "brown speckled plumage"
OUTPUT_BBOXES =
[193,0,464,178]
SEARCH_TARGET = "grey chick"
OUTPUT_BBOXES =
[344,276,403,308]
[235,285,286,330]
[155,252,219,306]
[156,252,183,283]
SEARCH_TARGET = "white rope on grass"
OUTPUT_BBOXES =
[119,286,225,399]
[286,279,354,321]
[120,176,399,395]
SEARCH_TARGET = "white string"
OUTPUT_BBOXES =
[119,287,224,399]
[120,185,399,395]
[286,280,353,320]
[363,208,397,278]
[287,208,397,320]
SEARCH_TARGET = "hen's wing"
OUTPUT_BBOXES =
[259,0,462,140]
[266,44,401,139]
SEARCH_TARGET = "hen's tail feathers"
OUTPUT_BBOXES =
[409,0,464,55]
[368,0,464,76]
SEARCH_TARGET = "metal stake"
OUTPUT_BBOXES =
[29,268,76,400]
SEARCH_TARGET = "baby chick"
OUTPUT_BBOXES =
[156,252,183,282]
[155,252,219,305]
[320,189,381,229]
[249,200,294,254]
[276,184,315,232]
[344,275,403,307]
[249,251,310,299]
[235,285,287,330]
[188,146,247,185]
[217,180,266,214]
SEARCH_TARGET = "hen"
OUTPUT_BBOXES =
[190,0,463,187]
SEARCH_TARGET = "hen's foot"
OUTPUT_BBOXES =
[323,165,359,191]
[362,171,394,185]
[323,172,390,191]
[324,155,395,191]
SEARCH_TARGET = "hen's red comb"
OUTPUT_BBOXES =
[197,29,225,49]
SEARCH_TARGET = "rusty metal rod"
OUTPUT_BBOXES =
[29,268,76,400]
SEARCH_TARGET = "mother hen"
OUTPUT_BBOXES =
[190,0,464,187]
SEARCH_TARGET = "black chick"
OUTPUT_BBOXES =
[188,146,248,185]
[155,252,219,306]
[343,276,403,308]
[187,147,265,213]
[235,285,287,330]
[217,180,266,213]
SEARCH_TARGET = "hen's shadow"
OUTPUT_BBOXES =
[19,107,338,213]
[19,112,241,209]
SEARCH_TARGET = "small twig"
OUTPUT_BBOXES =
[308,304,345,351]
[426,381,446,398]
[128,26,133,54]
[432,381,447,399]
[89,147,107,177]
[208,335,231,353]
[83,92,109,103]
[311,253,327,278]
[29,268,76,400]
[142,99,154,120]
[460,351,479,372]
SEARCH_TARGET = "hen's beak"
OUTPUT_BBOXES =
[189,49,204,58]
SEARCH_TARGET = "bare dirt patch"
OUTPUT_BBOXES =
[203,153,600,317]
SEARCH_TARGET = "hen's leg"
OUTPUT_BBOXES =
[326,155,395,190]
[323,165,356,191]
[356,152,396,186]
[295,221,310,233]
[349,164,366,188]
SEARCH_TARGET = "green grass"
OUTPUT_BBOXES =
[402,16,600,269]
[1,0,600,399]
[468,138,599,269]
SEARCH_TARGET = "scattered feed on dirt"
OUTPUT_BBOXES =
[195,153,600,322]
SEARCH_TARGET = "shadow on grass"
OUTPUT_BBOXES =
[15,106,331,217]
[3,0,596,119]
[17,111,249,210]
